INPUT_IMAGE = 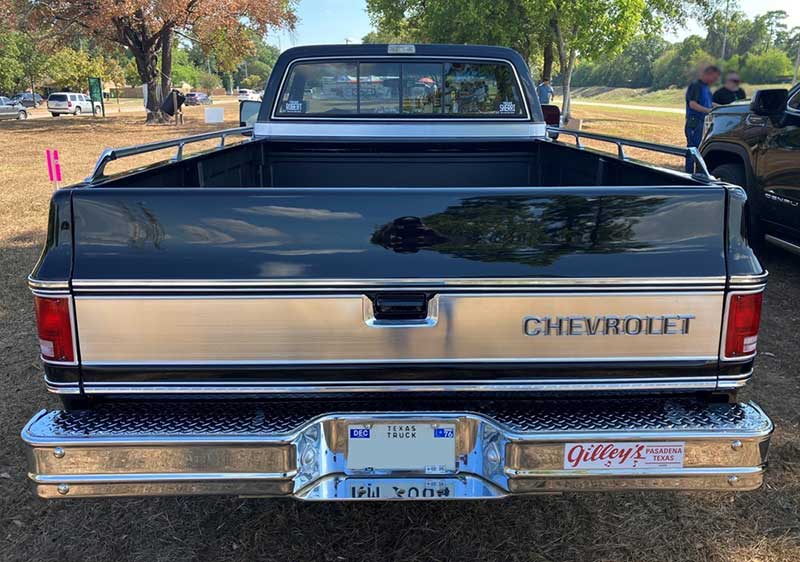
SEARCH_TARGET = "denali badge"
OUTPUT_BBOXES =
[523,314,695,336]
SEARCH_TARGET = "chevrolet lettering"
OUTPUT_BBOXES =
[22,44,772,502]
[523,314,695,336]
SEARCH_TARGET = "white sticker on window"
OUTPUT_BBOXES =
[498,101,516,114]
[284,100,303,113]
[564,442,685,470]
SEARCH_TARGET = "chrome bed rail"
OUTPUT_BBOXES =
[547,127,713,181]
[84,126,253,184]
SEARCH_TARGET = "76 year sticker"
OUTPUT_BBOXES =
[564,442,685,470]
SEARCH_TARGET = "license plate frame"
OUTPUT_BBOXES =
[346,422,457,474]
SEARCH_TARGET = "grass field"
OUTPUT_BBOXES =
[1,105,800,562]
[569,83,793,108]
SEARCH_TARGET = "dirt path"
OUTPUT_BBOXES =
[569,100,684,114]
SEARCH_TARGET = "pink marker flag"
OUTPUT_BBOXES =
[45,149,63,186]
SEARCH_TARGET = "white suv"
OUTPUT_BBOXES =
[47,92,99,117]
[238,89,261,101]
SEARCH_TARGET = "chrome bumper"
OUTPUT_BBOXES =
[22,399,773,500]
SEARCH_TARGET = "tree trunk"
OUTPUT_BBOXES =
[542,41,553,81]
[160,27,173,102]
[561,49,577,123]
[134,51,163,124]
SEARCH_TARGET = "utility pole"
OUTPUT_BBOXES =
[794,41,799,85]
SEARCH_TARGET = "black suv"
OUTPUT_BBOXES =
[701,84,800,254]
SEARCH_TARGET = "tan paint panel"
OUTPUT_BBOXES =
[75,293,723,364]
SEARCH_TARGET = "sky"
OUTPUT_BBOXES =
[268,0,800,49]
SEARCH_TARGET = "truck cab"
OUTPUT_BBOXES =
[22,44,772,501]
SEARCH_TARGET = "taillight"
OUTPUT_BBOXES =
[724,292,763,359]
[67,101,72,108]
[33,296,75,363]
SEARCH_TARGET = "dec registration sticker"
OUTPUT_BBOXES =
[347,423,456,474]
[564,442,685,470]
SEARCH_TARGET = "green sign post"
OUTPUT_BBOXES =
[88,77,105,117]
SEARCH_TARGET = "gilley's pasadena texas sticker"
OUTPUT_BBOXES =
[564,442,686,470]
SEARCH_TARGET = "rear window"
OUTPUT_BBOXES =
[49,94,67,102]
[275,59,526,118]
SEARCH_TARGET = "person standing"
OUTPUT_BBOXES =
[684,65,720,172]
[537,78,554,104]
[712,72,746,105]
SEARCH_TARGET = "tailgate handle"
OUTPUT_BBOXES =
[364,293,438,327]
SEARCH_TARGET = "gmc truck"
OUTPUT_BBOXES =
[701,84,800,254]
[23,44,772,501]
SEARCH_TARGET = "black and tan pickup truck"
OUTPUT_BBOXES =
[23,44,772,501]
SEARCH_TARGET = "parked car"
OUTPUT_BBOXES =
[701,84,800,254]
[184,92,213,105]
[238,88,261,101]
[23,44,771,502]
[10,92,43,108]
[47,92,100,116]
[0,96,28,120]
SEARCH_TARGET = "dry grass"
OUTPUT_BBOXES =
[1,107,799,562]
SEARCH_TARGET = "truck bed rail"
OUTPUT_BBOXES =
[548,127,713,181]
[84,126,253,184]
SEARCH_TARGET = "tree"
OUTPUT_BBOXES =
[171,45,200,88]
[366,0,705,120]
[34,1,295,122]
[197,70,220,93]
[0,30,23,93]
[651,35,715,88]
[241,75,264,90]
[740,48,793,83]
[46,47,118,91]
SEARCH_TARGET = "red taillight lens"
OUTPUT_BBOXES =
[67,101,72,107]
[34,296,74,363]
[724,292,763,359]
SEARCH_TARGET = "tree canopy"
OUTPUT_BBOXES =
[22,0,295,121]
[366,0,712,119]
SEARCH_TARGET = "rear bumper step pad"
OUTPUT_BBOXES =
[22,399,773,500]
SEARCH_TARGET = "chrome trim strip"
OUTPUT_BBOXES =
[71,276,727,291]
[766,235,800,256]
[32,472,295,484]
[268,55,533,122]
[719,288,765,362]
[253,121,547,139]
[77,377,721,395]
[27,276,69,291]
[728,271,769,288]
[717,369,754,390]
[79,356,720,368]
[45,381,81,395]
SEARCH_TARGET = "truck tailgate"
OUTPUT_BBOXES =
[67,186,731,391]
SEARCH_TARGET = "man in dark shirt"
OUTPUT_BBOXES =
[685,65,720,172]
[713,72,746,105]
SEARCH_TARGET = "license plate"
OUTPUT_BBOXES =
[347,422,456,473]
[347,478,455,500]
